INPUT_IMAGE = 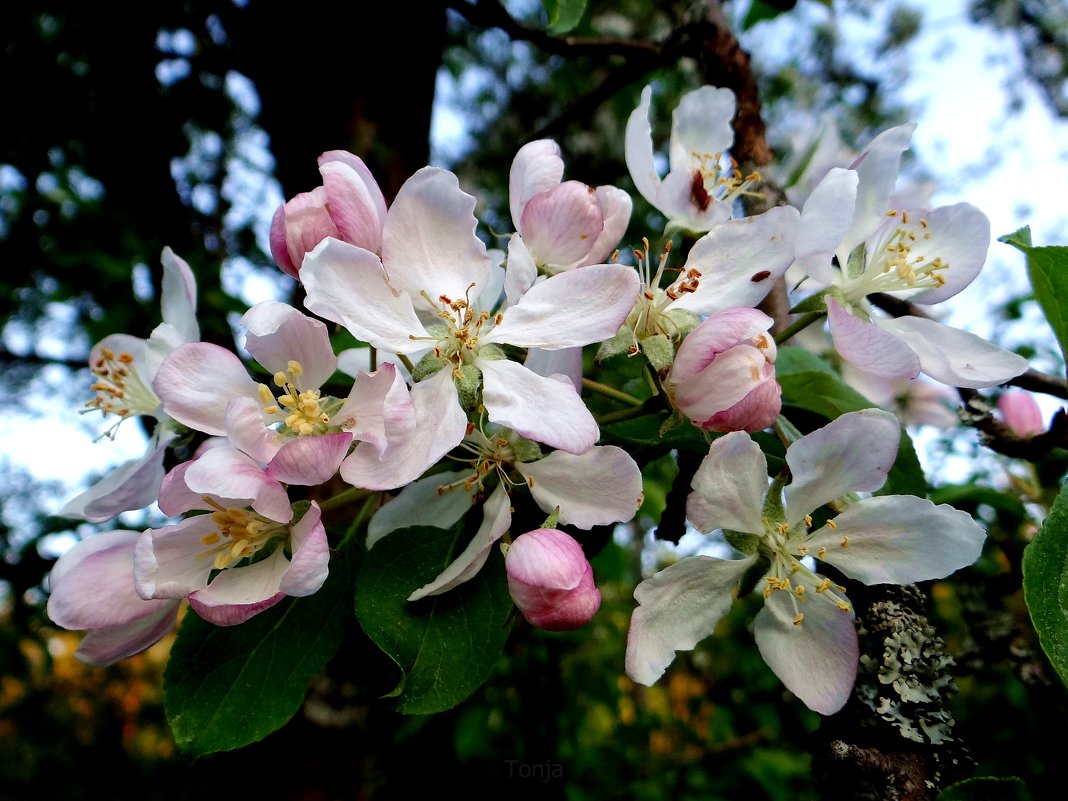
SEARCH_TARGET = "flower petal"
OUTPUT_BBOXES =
[795,168,858,285]
[625,555,756,685]
[686,432,769,534]
[159,247,199,343]
[135,515,218,599]
[840,123,916,260]
[319,153,387,253]
[479,358,598,454]
[188,553,290,625]
[509,139,564,228]
[301,237,431,355]
[504,233,539,306]
[266,432,352,486]
[519,180,604,269]
[241,301,337,390]
[184,445,293,523]
[485,263,639,349]
[154,342,260,435]
[516,445,643,529]
[875,315,1028,388]
[381,166,491,306]
[365,470,472,549]
[581,185,632,267]
[624,85,661,208]
[73,603,179,666]
[896,203,990,305]
[279,502,330,596]
[783,408,900,524]
[407,484,512,600]
[827,296,920,380]
[668,85,736,172]
[670,344,772,428]
[753,579,858,715]
[810,495,986,584]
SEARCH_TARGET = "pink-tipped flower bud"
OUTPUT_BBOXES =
[666,307,781,433]
[505,528,601,631]
[997,390,1045,437]
[269,150,388,279]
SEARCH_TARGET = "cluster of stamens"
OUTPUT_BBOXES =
[628,238,699,345]
[845,210,948,303]
[199,499,287,570]
[437,427,528,500]
[761,513,851,626]
[416,285,502,378]
[258,359,332,436]
[688,153,762,213]
[86,348,136,417]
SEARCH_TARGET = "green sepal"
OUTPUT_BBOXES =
[412,351,447,383]
[666,307,700,337]
[541,507,561,529]
[761,468,790,523]
[789,289,830,315]
[596,326,636,362]
[845,241,867,279]
[723,529,761,555]
[454,363,482,410]
[510,435,543,464]
[640,332,676,372]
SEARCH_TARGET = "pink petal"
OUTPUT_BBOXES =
[159,247,199,343]
[154,342,260,435]
[827,296,920,380]
[669,308,774,383]
[703,378,782,433]
[319,155,387,253]
[580,185,632,267]
[509,139,564,228]
[279,502,330,596]
[241,301,337,389]
[670,344,771,424]
[519,180,604,268]
[73,603,179,666]
[998,390,1046,437]
[184,445,293,523]
[266,432,352,486]
[269,202,299,278]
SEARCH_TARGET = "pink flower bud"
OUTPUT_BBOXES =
[997,390,1045,437]
[667,307,781,433]
[269,150,387,279]
[505,528,601,631]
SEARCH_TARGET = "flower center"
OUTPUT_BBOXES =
[687,153,762,214]
[416,285,503,378]
[198,499,288,570]
[258,359,343,437]
[761,515,852,626]
[840,209,948,304]
[84,347,160,434]
[628,239,698,343]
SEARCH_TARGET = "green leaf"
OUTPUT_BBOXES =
[937,775,1032,801]
[600,412,710,452]
[355,525,513,714]
[540,0,586,34]
[1000,226,1068,369]
[1022,481,1068,691]
[163,547,353,756]
[742,0,792,30]
[776,346,926,497]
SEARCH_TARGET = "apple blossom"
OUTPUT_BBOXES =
[505,528,602,631]
[625,83,761,234]
[61,247,199,522]
[47,529,180,665]
[626,408,986,714]
[793,125,1027,388]
[300,166,639,455]
[666,308,781,433]
[997,390,1046,437]
[135,449,329,626]
[269,150,388,278]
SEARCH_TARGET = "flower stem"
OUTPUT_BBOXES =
[595,396,667,426]
[582,377,643,407]
[317,485,372,514]
[774,311,826,345]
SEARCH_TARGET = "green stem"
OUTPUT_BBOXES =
[317,485,372,514]
[582,377,643,407]
[595,396,666,426]
[398,352,416,375]
[774,311,826,345]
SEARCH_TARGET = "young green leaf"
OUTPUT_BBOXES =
[1000,226,1068,369]
[540,0,586,34]
[1022,481,1068,691]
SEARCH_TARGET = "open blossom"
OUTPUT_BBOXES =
[300,166,639,455]
[794,124,1027,388]
[666,308,781,433]
[134,448,329,626]
[625,83,761,234]
[61,247,198,522]
[505,528,602,631]
[47,530,180,665]
[626,409,986,714]
[270,150,388,279]
[504,138,631,295]
[154,300,414,488]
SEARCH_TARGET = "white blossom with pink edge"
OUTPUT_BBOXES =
[46,529,180,665]
[504,138,631,296]
[794,124,1027,388]
[505,528,602,631]
[61,247,199,522]
[134,450,329,626]
[666,308,781,433]
[626,408,986,715]
[625,83,761,235]
[269,150,388,279]
[300,166,639,454]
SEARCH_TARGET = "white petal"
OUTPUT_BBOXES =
[381,166,491,306]
[896,203,990,305]
[516,445,643,529]
[159,247,199,343]
[671,206,800,315]
[504,233,539,306]
[686,432,769,534]
[810,495,986,584]
[876,316,1028,388]
[241,301,337,390]
[479,358,598,454]
[301,237,431,355]
[407,484,512,600]
[795,168,858,285]
[524,346,583,390]
[753,580,858,715]
[668,85,736,172]
[135,516,217,599]
[784,408,900,524]
[509,139,564,228]
[624,85,662,208]
[486,263,639,349]
[365,470,472,549]
[189,553,290,625]
[279,502,330,596]
[625,555,755,685]
[840,123,916,259]
[827,296,920,380]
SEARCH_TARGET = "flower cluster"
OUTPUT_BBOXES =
[48,83,1015,721]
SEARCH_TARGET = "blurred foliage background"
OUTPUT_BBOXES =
[2,0,1067,798]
